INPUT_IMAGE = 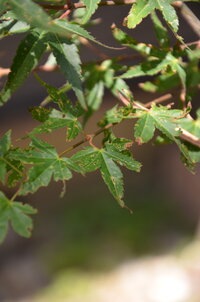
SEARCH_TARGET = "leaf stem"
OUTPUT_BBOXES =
[119,91,200,149]
[59,123,113,157]
[0,157,23,175]
[145,93,173,107]
[10,187,21,202]
[59,92,177,157]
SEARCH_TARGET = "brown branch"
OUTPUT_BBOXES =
[118,91,200,149]
[59,93,177,157]
[144,93,173,108]
[39,0,136,11]
[174,2,200,38]
[0,67,10,78]
[180,129,200,149]
[0,64,59,79]
[79,37,109,60]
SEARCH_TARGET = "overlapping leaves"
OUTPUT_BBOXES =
[29,108,82,141]
[9,137,81,195]
[84,60,130,112]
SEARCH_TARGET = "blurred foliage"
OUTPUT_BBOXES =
[36,189,193,273]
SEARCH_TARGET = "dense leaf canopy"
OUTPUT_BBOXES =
[0,0,199,242]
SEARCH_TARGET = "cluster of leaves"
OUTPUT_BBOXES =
[0,0,199,242]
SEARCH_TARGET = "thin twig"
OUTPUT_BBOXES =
[39,0,136,11]
[79,37,109,60]
[174,2,200,38]
[0,67,10,79]
[145,93,173,108]
[0,64,59,79]
[59,123,113,157]
[119,91,200,149]
[59,92,177,157]
[180,129,200,149]
[10,187,21,202]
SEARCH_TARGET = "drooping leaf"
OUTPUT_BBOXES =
[0,191,37,242]
[81,0,101,24]
[48,34,86,109]
[100,151,124,207]
[0,29,47,106]
[53,19,116,49]
[72,146,140,207]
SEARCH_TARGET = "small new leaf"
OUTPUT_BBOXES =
[100,152,124,207]
[9,137,80,195]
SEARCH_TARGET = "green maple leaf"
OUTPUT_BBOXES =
[134,105,193,166]
[127,0,179,33]
[0,29,47,106]
[30,109,82,141]
[9,137,81,195]
[72,147,141,206]
[48,34,86,109]
[0,191,37,243]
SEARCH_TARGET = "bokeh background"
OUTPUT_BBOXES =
[0,2,200,302]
